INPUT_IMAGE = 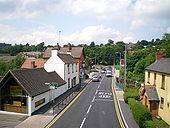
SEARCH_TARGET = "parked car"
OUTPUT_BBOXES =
[92,75,100,82]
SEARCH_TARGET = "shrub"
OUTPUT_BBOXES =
[144,121,156,128]
[128,98,152,128]
[124,88,139,103]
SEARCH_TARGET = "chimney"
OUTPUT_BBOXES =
[156,51,166,61]
[31,61,37,68]
[68,43,72,51]
[51,48,59,57]
[56,43,60,50]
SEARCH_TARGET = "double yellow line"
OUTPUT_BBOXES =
[45,80,91,128]
[111,77,126,128]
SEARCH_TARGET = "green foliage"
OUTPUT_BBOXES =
[0,42,46,55]
[0,54,25,76]
[144,121,156,128]
[123,88,139,103]
[128,98,152,128]
[152,117,169,128]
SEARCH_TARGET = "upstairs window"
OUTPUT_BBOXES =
[72,64,74,73]
[68,64,70,74]
[76,63,77,72]
[154,73,156,85]
[160,97,164,109]
[147,72,150,83]
[161,75,165,89]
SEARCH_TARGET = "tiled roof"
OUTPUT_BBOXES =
[58,54,76,64]
[43,47,84,59]
[145,87,159,101]
[0,68,66,97]
[145,58,170,74]
[21,58,47,69]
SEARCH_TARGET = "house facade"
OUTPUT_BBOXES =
[43,44,85,79]
[44,49,79,90]
[0,68,66,115]
[140,52,170,124]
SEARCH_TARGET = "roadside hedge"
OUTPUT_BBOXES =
[128,98,152,128]
[144,121,156,128]
[124,88,139,103]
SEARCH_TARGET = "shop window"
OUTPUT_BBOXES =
[35,98,45,107]
[161,75,165,89]
[160,97,164,109]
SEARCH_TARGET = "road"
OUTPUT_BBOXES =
[49,74,121,128]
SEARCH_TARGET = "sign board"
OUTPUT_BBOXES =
[10,86,23,95]
[13,101,22,106]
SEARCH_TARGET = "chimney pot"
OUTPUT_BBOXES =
[68,43,72,51]
[156,51,166,61]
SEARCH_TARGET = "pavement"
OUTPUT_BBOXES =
[114,84,140,128]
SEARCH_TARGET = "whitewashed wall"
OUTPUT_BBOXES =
[44,50,65,79]
[31,91,49,113]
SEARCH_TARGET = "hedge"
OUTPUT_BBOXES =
[144,121,156,128]
[124,88,139,103]
[128,98,152,128]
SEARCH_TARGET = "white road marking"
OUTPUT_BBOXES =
[86,104,92,114]
[95,90,98,95]
[92,96,95,103]
[80,117,86,128]
[95,99,113,102]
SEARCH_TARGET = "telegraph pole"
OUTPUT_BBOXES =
[124,44,127,88]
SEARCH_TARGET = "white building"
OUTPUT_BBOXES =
[44,49,79,90]
[0,68,66,115]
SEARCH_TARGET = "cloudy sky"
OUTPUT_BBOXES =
[0,0,170,46]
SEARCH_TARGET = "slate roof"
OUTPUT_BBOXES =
[43,47,84,59]
[0,68,66,97]
[145,58,170,75]
[58,54,76,64]
[145,87,159,101]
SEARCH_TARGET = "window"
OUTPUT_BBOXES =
[68,64,70,74]
[76,63,77,72]
[72,64,74,73]
[152,102,157,110]
[154,73,156,85]
[161,75,165,89]
[68,78,70,88]
[147,72,150,83]
[160,97,164,109]
[35,98,45,107]
[73,77,76,85]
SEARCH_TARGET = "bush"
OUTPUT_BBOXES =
[144,121,156,128]
[128,98,152,128]
[124,88,139,103]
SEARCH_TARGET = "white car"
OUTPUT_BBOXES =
[106,72,112,77]
[92,75,100,82]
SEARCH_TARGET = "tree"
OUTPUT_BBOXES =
[89,41,95,47]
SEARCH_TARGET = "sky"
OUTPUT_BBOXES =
[0,0,170,46]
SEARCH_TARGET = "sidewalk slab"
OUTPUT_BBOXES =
[115,86,139,128]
